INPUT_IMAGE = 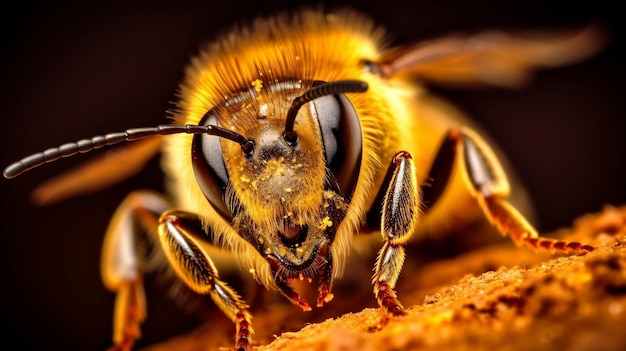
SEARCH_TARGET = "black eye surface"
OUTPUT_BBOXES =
[312,93,362,199]
[191,111,233,221]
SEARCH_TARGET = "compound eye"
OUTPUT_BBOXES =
[191,112,233,220]
[312,94,362,199]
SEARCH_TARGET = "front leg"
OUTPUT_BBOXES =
[159,210,253,351]
[372,151,421,316]
[101,192,253,351]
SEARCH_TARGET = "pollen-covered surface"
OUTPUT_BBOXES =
[145,205,626,351]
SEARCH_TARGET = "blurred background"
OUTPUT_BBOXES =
[1,0,624,349]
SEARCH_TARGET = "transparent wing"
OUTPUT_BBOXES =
[372,24,606,88]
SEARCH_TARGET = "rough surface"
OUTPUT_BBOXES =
[145,205,626,351]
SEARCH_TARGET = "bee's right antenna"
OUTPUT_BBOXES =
[283,80,368,145]
[3,124,253,179]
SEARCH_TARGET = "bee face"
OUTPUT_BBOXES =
[191,79,360,280]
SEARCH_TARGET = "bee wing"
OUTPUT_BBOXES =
[31,136,163,205]
[375,24,606,88]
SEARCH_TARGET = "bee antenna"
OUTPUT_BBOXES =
[283,80,368,144]
[3,124,253,179]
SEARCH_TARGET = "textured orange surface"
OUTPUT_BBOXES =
[146,205,626,351]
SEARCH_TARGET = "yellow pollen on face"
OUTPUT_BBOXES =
[262,158,285,177]
[252,79,263,92]
[318,216,333,230]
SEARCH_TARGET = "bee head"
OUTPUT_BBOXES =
[191,80,367,287]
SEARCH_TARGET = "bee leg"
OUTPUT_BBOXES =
[159,210,253,351]
[372,151,421,316]
[428,126,594,253]
[100,191,171,351]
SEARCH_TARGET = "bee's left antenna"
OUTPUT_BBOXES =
[3,124,252,179]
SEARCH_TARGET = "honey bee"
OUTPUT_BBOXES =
[2,7,607,351]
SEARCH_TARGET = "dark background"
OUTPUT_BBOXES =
[1,0,624,350]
